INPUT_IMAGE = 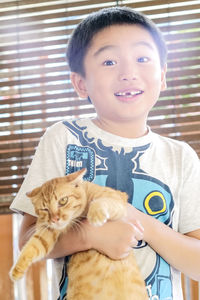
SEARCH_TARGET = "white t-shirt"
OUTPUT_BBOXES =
[10,118,200,300]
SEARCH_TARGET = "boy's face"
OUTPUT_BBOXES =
[71,24,166,133]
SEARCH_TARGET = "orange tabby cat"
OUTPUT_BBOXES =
[10,168,148,300]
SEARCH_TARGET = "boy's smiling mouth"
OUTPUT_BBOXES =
[114,89,144,99]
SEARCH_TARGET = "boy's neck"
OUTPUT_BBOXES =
[92,118,148,139]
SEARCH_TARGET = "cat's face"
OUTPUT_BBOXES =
[27,169,87,230]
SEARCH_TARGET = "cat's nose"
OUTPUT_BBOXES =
[51,214,60,223]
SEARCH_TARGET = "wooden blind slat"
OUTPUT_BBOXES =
[0,149,36,160]
[0,2,199,28]
[1,99,89,115]
[0,0,198,19]
[0,92,77,106]
[1,14,200,38]
[0,107,95,123]
[0,140,39,151]
[0,169,28,178]
[142,113,199,127]
[0,158,32,169]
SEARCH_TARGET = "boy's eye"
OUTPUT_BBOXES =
[137,56,150,63]
[103,60,116,66]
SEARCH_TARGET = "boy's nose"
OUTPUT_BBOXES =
[119,73,137,81]
[118,66,138,81]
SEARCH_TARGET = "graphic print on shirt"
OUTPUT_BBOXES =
[58,120,175,300]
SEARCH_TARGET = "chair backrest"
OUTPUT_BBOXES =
[182,274,200,300]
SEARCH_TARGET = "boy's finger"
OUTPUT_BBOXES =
[135,220,144,233]
[130,223,144,241]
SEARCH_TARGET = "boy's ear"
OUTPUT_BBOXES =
[70,72,88,98]
[161,64,167,91]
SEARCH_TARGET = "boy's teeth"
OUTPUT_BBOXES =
[115,91,142,96]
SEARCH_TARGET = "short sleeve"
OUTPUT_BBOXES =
[10,122,67,216]
[178,144,200,234]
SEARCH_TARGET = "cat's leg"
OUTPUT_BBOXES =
[87,196,127,226]
[10,227,59,281]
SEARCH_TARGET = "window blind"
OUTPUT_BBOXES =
[0,0,200,209]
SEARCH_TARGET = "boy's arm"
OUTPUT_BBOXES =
[18,213,90,256]
[20,208,200,282]
[126,204,200,282]
[19,213,144,259]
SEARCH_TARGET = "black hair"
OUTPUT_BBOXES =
[66,6,167,76]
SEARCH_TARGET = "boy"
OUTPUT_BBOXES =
[10,6,200,300]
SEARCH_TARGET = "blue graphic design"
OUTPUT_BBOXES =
[66,145,95,181]
[57,256,69,300]
[131,174,174,299]
[59,120,175,300]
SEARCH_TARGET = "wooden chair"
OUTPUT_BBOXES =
[182,273,199,300]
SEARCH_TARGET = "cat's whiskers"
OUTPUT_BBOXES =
[70,218,88,240]
[71,219,82,231]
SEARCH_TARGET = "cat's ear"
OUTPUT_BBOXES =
[26,186,41,198]
[68,168,87,185]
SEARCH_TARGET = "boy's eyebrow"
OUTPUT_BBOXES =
[93,41,155,57]
[134,41,155,51]
[93,45,116,57]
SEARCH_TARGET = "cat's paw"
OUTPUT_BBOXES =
[87,201,109,226]
[9,266,24,281]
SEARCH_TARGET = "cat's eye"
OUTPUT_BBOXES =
[40,208,48,212]
[58,197,68,206]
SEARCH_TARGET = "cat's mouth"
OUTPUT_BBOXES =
[50,220,69,230]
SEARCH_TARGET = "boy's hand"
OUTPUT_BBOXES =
[83,213,144,260]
